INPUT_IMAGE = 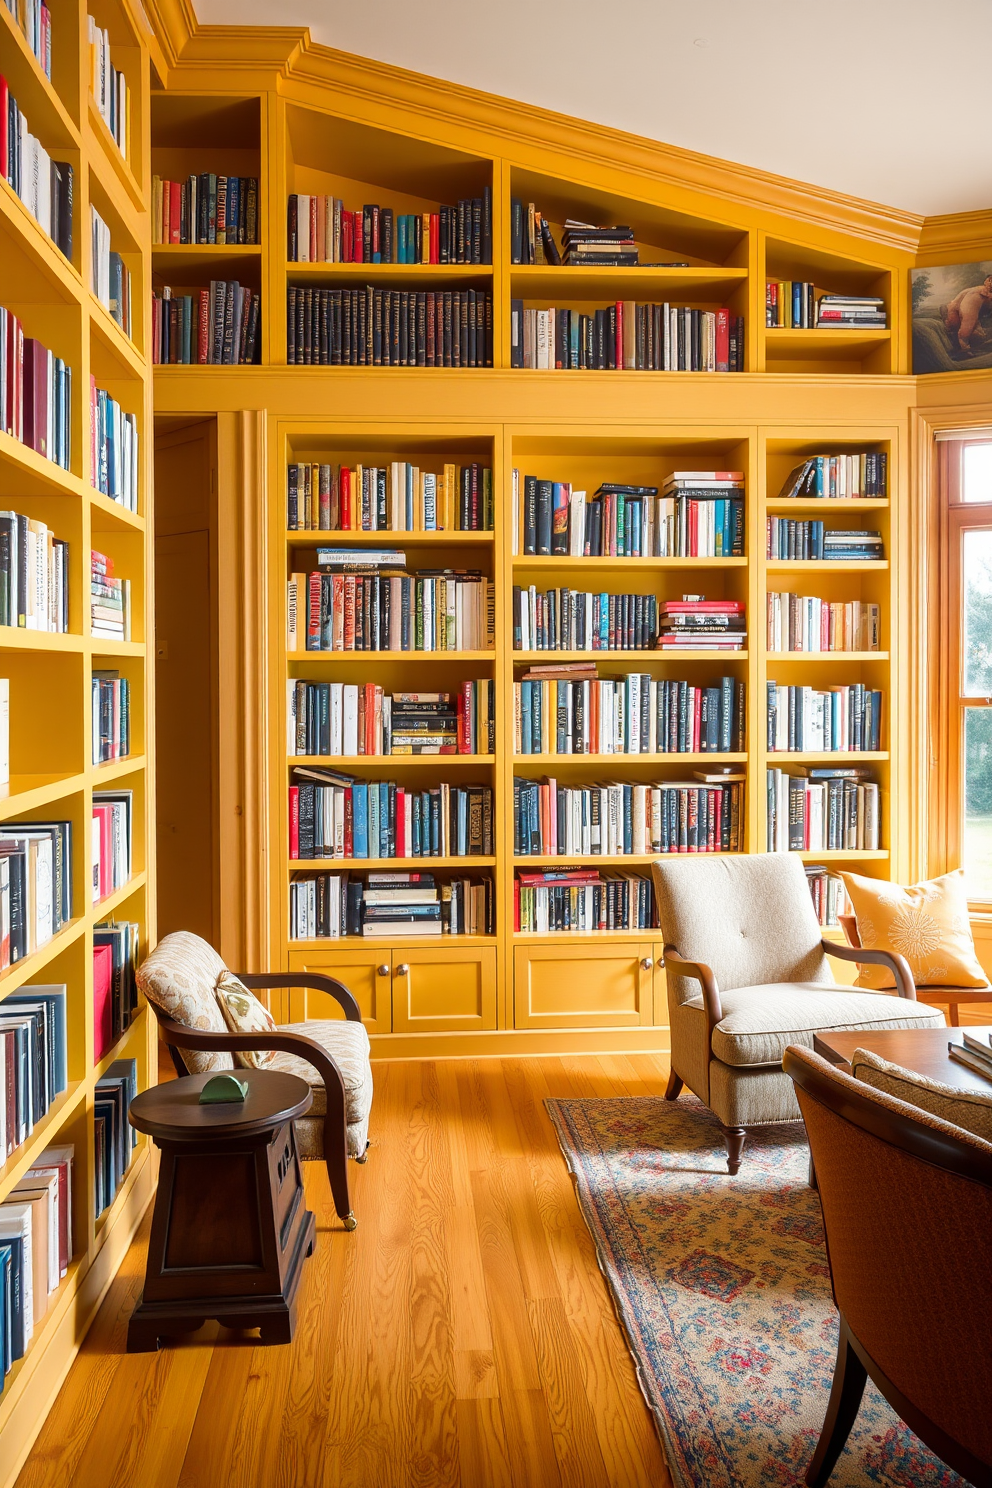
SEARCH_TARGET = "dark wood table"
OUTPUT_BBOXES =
[126,1069,316,1352]
[813,1025,992,1092]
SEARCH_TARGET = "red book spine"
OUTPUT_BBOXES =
[430,213,439,265]
[615,301,623,371]
[197,289,209,362]
[689,501,698,556]
[715,309,730,372]
[364,682,375,755]
[169,181,180,244]
[93,944,114,1060]
[343,575,355,649]
[307,570,321,648]
[395,789,406,858]
[343,789,353,856]
[0,75,8,182]
[513,878,520,933]
[352,212,363,264]
[693,688,702,751]
[289,786,299,858]
[341,466,351,529]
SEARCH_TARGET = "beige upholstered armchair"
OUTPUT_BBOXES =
[651,856,945,1173]
[136,932,373,1230]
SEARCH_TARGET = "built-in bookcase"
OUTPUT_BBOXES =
[0,0,154,1476]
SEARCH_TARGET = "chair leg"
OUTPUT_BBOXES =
[664,1070,684,1101]
[720,1125,746,1175]
[325,1147,357,1230]
[948,1003,960,1028]
[805,1317,868,1487]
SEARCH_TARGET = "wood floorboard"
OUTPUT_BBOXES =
[16,1056,676,1488]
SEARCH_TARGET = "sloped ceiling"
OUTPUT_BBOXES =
[191,0,990,218]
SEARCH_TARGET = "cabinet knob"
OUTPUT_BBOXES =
[395,963,410,977]
[657,958,665,969]
[377,964,389,977]
[640,958,653,971]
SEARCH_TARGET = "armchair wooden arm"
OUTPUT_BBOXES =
[149,1008,353,1223]
[662,946,724,1030]
[822,939,917,1001]
[234,971,362,1023]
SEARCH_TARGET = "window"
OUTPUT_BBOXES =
[937,437,992,901]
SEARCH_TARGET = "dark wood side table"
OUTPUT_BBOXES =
[126,1069,316,1352]
[813,1025,992,1091]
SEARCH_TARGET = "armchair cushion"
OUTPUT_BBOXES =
[850,1046,992,1143]
[135,930,234,1073]
[266,1019,373,1158]
[839,869,987,990]
[215,971,278,1070]
[710,984,945,1069]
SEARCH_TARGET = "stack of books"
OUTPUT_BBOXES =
[510,301,744,372]
[515,868,656,933]
[287,460,493,532]
[513,667,744,755]
[288,870,493,939]
[90,382,138,508]
[361,873,443,937]
[766,683,882,752]
[766,767,880,851]
[0,819,72,959]
[288,191,491,265]
[92,670,130,763]
[289,768,494,859]
[287,681,494,757]
[151,175,259,244]
[287,286,493,368]
[0,512,69,632]
[657,599,746,651]
[510,201,560,265]
[90,208,131,337]
[766,281,817,328]
[816,294,886,329]
[766,519,884,562]
[151,282,262,366]
[0,1143,74,1382]
[88,18,129,156]
[0,306,72,469]
[561,221,637,267]
[512,775,743,856]
[804,866,850,928]
[661,471,745,558]
[777,454,887,500]
[93,1059,137,1218]
[512,585,659,651]
[948,1031,992,1081]
[90,550,130,640]
[0,82,72,258]
[766,594,880,653]
[92,789,132,901]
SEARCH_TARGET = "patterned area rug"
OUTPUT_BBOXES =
[546,1094,964,1488]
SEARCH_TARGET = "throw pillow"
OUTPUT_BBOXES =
[838,868,988,990]
[135,930,234,1073]
[215,971,278,1070]
[851,1046,992,1143]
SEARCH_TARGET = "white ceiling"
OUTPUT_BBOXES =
[192,0,991,219]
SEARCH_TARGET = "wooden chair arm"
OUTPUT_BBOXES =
[822,939,917,1001]
[235,971,362,1022]
[662,947,724,1029]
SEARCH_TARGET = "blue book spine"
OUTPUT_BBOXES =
[352,782,368,859]
[521,683,532,755]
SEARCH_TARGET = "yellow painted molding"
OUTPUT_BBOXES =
[140,0,197,71]
[916,209,992,266]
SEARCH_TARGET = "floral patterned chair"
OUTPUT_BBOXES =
[136,931,372,1230]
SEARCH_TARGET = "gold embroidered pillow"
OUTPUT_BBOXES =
[839,869,988,991]
[215,971,278,1069]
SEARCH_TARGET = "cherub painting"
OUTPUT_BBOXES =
[912,261,992,373]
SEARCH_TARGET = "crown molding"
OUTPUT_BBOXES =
[916,210,992,266]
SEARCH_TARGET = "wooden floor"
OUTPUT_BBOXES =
[16,1055,677,1488]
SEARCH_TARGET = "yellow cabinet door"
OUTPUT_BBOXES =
[287,948,392,1033]
[391,946,497,1034]
[513,942,657,1029]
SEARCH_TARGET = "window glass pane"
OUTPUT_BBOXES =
[963,528,992,695]
[964,707,992,898]
[963,443,992,502]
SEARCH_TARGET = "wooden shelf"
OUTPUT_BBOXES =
[796,849,889,862]
[286,262,492,288]
[286,530,493,546]
[512,853,741,867]
[764,328,890,360]
[287,650,495,663]
[513,555,748,570]
[765,560,888,573]
[513,650,750,664]
[765,652,887,662]
[87,99,144,214]
[767,751,889,762]
[289,755,494,766]
[290,933,496,948]
[291,856,496,870]
[514,753,747,765]
[765,498,889,512]
[509,264,747,301]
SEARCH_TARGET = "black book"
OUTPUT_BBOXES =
[482,186,492,265]
[288,194,298,260]
[510,198,524,264]
[53,161,73,260]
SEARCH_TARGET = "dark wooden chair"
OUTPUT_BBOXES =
[838,911,992,1027]
[784,1043,992,1487]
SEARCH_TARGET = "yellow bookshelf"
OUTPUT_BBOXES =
[0,0,154,1478]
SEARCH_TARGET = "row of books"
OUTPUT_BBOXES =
[513,472,745,559]
[151,282,261,366]
[777,454,888,500]
[0,1142,73,1386]
[767,768,880,853]
[90,381,138,509]
[289,771,494,859]
[947,1030,992,1081]
[510,202,563,265]
[513,668,745,755]
[92,672,130,764]
[512,774,744,856]
[0,983,67,1157]
[88,18,128,158]
[805,865,850,929]
[288,871,493,939]
[765,284,887,329]
[766,594,881,653]
[289,565,494,654]
[510,302,745,372]
[514,870,657,933]
[93,921,139,1061]
[287,680,495,757]
[766,520,884,562]
[151,174,259,245]
[0,79,72,259]
[512,586,660,652]
[658,599,746,652]
[287,461,493,532]
[90,208,131,337]
[0,818,71,962]
[5,0,51,75]
[92,789,131,903]
[0,512,68,631]
[93,1059,137,1218]
[286,286,494,368]
[0,307,71,468]
[767,684,883,753]
[90,549,130,640]
[287,192,493,265]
